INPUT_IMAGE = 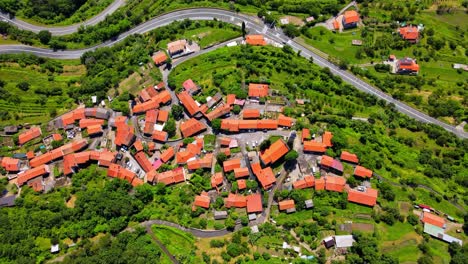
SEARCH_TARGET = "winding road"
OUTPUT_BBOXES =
[0,8,466,139]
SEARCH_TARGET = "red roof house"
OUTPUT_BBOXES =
[152,51,168,65]
[322,131,333,147]
[177,91,200,116]
[245,35,266,46]
[278,199,295,211]
[325,176,346,192]
[260,139,289,165]
[246,193,263,213]
[180,118,207,138]
[303,141,327,153]
[293,175,315,190]
[302,128,310,142]
[340,151,359,164]
[193,191,210,210]
[348,188,378,206]
[19,127,42,145]
[354,165,373,178]
[243,109,260,119]
[399,26,419,43]
[248,83,269,97]
[17,165,50,186]
[152,130,168,142]
[160,147,175,163]
[1,157,20,171]
[255,167,276,190]
[225,193,247,208]
[421,212,446,228]
[315,177,325,190]
[223,158,241,172]
[234,167,250,179]
[278,114,294,127]
[182,79,199,93]
[211,172,224,188]
[134,152,153,172]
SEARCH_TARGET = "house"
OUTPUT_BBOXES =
[132,91,172,114]
[399,26,419,43]
[234,167,250,179]
[223,158,241,172]
[187,153,213,170]
[180,118,207,138]
[193,191,210,211]
[354,165,373,178]
[238,179,247,190]
[87,124,103,136]
[278,114,294,127]
[214,211,228,220]
[152,51,168,66]
[260,139,289,166]
[219,137,232,147]
[342,10,359,29]
[1,157,20,172]
[348,187,378,206]
[18,127,42,145]
[302,128,310,142]
[292,175,315,190]
[226,94,236,106]
[167,39,187,56]
[423,224,463,246]
[220,119,279,132]
[17,165,50,186]
[246,193,263,213]
[225,193,247,208]
[144,110,158,135]
[157,110,169,123]
[205,104,232,121]
[340,151,359,164]
[152,130,168,142]
[51,244,60,254]
[254,166,276,189]
[150,167,185,185]
[207,93,223,108]
[220,147,231,156]
[211,172,224,188]
[278,199,296,213]
[323,237,335,248]
[176,143,201,164]
[160,147,175,163]
[28,177,44,192]
[335,235,355,248]
[322,131,333,147]
[245,35,266,46]
[182,79,200,94]
[303,141,327,153]
[177,91,200,116]
[396,57,420,75]
[325,176,346,192]
[79,118,104,129]
[134,152,153,172]
[248,83,269,98]
[321,156,343,174]
[3,125,18,134]
[420,212,446,229]
[0,195,16,207]
[115,123,135,147]
[304,199,314,209]
[243,109,260,119]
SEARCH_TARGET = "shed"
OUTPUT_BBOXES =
[214,211,228,220]
[248,213,257,221]
[323,236,335,248]
[51,244,60,253]
[305,199,314,209]
[335,235,355,248]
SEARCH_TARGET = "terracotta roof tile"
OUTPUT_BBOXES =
[180,118,206,138]
[160,147,175,163]
[340,151,359,163]
[243,109,260,119]
[246,35,266,46]
[19,127,42,145]
[223,158,241,172]
[260,139,289,165]
[279,199,295,211]
[354,165,373,178]
[248,83,269,97]
[348,188,378,206]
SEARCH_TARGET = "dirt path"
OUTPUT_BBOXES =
[146,226,180,264]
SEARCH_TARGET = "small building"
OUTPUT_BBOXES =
[354,165,373,178]
[303,141,327,153]
[152,51,168,66]
[348,187,378,206]
[248,83,269,98]
[245,35,266,46]
[335,235,355,248]
[342,10,359,29]
[399,26,419,43]
[211,172,224,189]
[182,79,201,95]
[51,244,59,254]
[423,223,462,246]
[304,199,314,209]
[180,118,207,138]
[223,158,242,172]
[278,199,296,213]
[260,139,289,166]
[193,191,210,211]
[0,195,16,207]
[246,193,263,214]
[248,213,257,221]
[3,126,18,134]
[251,225,259,233]
[214,210,228,220]
[167,39,187,57]
[396,57,419,75]
[323,236,335,248]
[420,212,446,229]
[340,151,359,164]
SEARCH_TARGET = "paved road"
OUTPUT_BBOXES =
[136,219,231,238]
[0,0,126,35]
[0,8,466,138]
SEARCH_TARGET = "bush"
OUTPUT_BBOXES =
[210,239,225,248]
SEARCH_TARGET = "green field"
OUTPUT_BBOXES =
[0,62,80,125]
[152,225,200,263]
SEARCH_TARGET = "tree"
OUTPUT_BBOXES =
[232,105,241,114]
[171,105,184,120]
[211,118,221,131]
[284,150,299,161]
[135,184,153,203]
[216,153,227,164]
[163,118,176,137]
[17,81,30,91]
[283,24,300,38]
[38,30,52,44]
[241,21,246,39]
[259,139,271,151]
[407,214,419,226]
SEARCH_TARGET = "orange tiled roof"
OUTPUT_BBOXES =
[177,91,200,116]
[1,157,20,171]
[52,133,63,141]
[237,179,247,190]
[26,151,35,160]
[154,167,185,185]
[278,114,293,127]
[205,104,231,121]
[97,150,116,167]
[152,130,168,142]
[152,51,168,65]
[115,123,135,147]
[333,19,340,30]
[187,153,213,170]
[223,158,241,172]
[220,148,231,157]
[234,167,250,179]
[226,94,236,106]
[219,137,232,146]
[246,193,263,213]
[160,147,175,163]
[248,83,269,97]
[17,165,50,186]
[183,79,198,92]
[421,212,446,228]
[157,110,169,123]
[246,35,266,46]
[293,175,315,189]
[19,127,42,145]
[348,188,378,206]
[180,118,206,138]
[321,155,334,167]
[133,140,144,152]
[260,139,289,165]
[315,177,325,190]
[225,193,247,208]
[256,166,276,189]
[211,172,224,188]
[279,199,295,211]
[325,176,346,192]
[354,165,373,178]
[243,109,260,119]
[343,10,359,24]
[322,131,333,147]
[340,151,359,163]
[167,39,186,54]
[193,191,210,210]
[303,140,326,153]
[302,128,310,142]
[399,26,419,41]
[134,151,153,172]
[79,118,104,129]
[87,124,103,135]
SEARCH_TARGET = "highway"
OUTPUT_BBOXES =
[0,8,466,138]
[0,0,126,35]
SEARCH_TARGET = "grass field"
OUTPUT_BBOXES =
[152,225,200,263]
[0,62,81,125]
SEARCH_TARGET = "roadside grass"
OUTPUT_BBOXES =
[152,225,199,263]
[183,27,241,49]
[0,63,79,125]
[14,0,114,26]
